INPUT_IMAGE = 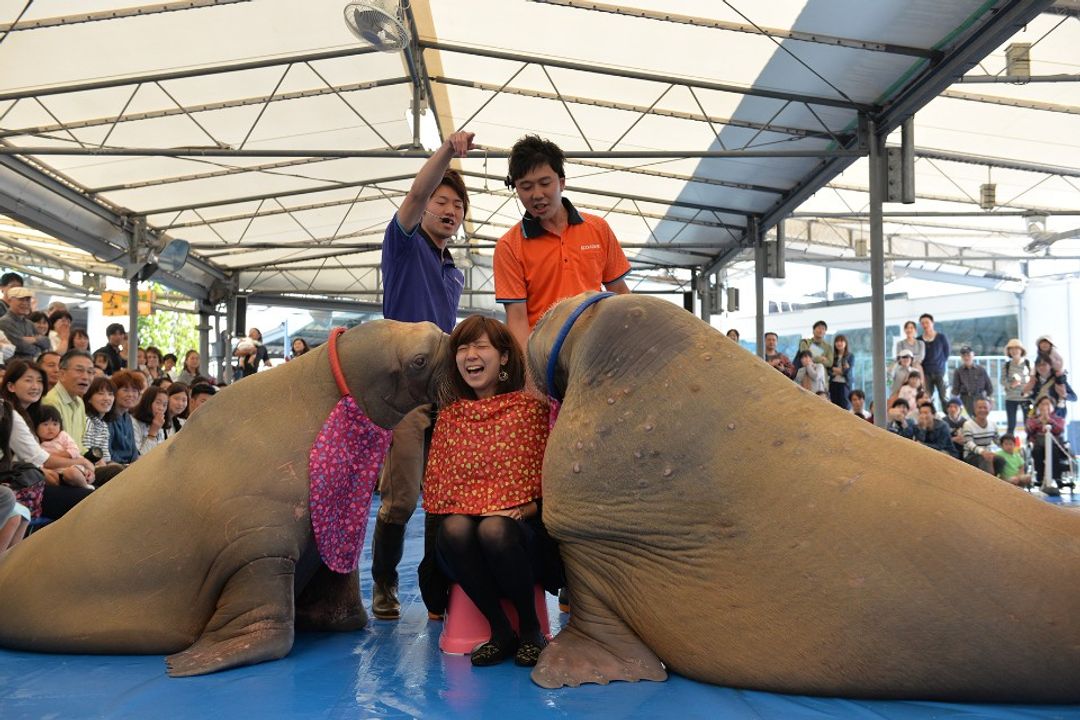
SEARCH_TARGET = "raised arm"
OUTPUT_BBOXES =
[397,131,476,231]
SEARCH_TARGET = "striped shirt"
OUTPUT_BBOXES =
[961,418,997,459]
[84,415,111,463]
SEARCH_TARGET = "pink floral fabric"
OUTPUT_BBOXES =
[548,397,561,430]
[308,396,392,573]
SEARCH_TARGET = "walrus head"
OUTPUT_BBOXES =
[335,320,446,429]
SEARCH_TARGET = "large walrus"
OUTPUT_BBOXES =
[527,292,1080,703]
[0,320,444,676]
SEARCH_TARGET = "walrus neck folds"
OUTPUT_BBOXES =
[547,292,615,402]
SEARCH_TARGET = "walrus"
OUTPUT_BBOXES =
[0,320,444,677]
[526,292,1080,703]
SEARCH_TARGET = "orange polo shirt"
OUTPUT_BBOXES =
[494,198,631,328]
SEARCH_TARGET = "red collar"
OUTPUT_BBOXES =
[327,327,351,398]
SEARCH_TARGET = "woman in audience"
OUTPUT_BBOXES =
[144,346,165,382]
[829,334,854,410]
[175,350,201,385]
[106,370,144,465]
[82,376,116,464]
[131,386,168,456]
[420,316,560,669]
[164,382,189,438]
[1,360,95,517]
[1023,357,1056,407]
[1001,338,1031,437]
[151,375,173,391]
[1027,395,1067,495]
[29,311,49,338]
[894,320,926,373]
[69,328,91,352]
[290,338,310,360]
[0,400,33,539]
[890,348,915,394]
[47,309,73,353]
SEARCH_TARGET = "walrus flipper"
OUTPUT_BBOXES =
[531,587,667,689]
[295,566,369,632]
[165,556,296,677]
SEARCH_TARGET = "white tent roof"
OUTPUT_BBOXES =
[0,0,1070,308]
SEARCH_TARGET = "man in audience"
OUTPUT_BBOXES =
[951,345,993,417]
[943,397,967,459]
[886,398,915,438]
[919,313,950,410]
[0,272,23,318]
[188,383,217,414]
[849,388,871,421]
[42,349,94,453]
[961,398,1004,476]
[162,353,178,379]
[764,332,795,378]
[797,320,833,375]
[0,287,49,359]
[913,401,952,453]
[38,350,61,388]
[95,323,127,375]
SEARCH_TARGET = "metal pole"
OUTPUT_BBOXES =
[753,218,765,358]
[698,271,710,323]
[197,308,211,379]
[128,276,139,370]
[868,118,888,429]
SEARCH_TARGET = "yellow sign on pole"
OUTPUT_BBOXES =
[101,290,154,317]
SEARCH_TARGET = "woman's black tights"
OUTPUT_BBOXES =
[436,514,540,646]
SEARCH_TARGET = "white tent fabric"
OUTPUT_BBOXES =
[0,0,1072,307]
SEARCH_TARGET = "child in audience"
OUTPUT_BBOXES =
[82,376,116,464]
[1035,336,1065,377]
[34,405,80,460]
[892,370,924,419]
[794,350,826,394]
[995,435,1031,487]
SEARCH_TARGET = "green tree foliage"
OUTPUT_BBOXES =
[135,287,199,355]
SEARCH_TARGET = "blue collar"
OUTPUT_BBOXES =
[545,292,615,401]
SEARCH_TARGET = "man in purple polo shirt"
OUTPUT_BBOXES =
[372,130,474,620]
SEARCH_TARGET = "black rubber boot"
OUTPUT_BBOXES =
[371,519,406,619]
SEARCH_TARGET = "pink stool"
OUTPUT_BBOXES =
[438,583,551,654]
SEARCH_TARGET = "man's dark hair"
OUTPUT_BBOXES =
[917,401,936,412]
[190,382,217,399]
[163,353,177,364]
[919,313,934,323]
[892,398,910,410]
[438,169,469,215]
[105,322,126,338]
[0,272,23,288]
[764,331,778,340]
[849,389,866,401]
[812,320,827,331]
[59,349,93,369]
[507,134,565,186]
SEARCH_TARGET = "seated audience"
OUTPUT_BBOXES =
[420,316,561,669]
[107,370,144,465]
[995,435,1031,488]
[943,397,967,460]
[891,370,924,420]
[28,311,49,338]
[849,389,871,422]
[0,287,49,359]
[913,402,953,453]
[886,398,915,438]
[1026,395,1068,496]
[164,383,190,438]
[42,349,94,456]
[144,346,166,382]
[162,353,178,379]
[131,386,168,456]
[82,376,116,464]
[1,360,96,518]
[188,383,217,414]
[33,405,80,461]
[961,398,1004,476]
[69,328,91,352]
[38,350,61,389]
[47,309,73,353]
[176,350,201,385]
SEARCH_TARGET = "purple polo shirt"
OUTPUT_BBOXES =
[381,216,464,333]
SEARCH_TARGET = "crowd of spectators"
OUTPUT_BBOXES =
[759,312,1075,496]
[0,272,220,537]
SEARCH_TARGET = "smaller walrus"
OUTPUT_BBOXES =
[0,320,444,676]
[526,292,1080,703]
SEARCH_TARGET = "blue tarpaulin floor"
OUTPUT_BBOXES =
[3,494,1080,719]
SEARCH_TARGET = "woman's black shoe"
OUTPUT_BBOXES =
[470,638,517,667]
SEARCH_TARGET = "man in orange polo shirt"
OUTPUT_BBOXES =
[494,135,631,354]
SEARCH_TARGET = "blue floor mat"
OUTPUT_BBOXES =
[2,497,1080,719]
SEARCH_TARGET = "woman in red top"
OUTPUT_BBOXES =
[1026,395,1067,492]
[421,315,558,668]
